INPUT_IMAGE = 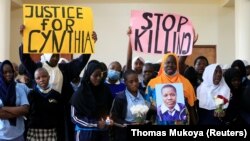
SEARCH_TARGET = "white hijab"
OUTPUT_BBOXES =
[40,54,52,63]
[132,56,145,83]
[58,58,69,64]
[41,53,63,93]
[197,64,230,110]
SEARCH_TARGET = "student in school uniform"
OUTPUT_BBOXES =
[105,61,126,98]
[70,60,113,141]
[197,64,230,125]
[110,70,149,141]
[138,62,155,95]
[0,60,30,141]
[26,68,63,141]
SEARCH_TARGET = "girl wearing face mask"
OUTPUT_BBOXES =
[105,61,126,98]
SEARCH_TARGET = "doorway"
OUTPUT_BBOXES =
[185,45,216,67]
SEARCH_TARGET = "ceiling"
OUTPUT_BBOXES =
[11,0,235,10]
[20,0,221,4]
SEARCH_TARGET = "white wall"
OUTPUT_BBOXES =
[0,0,10,61]
[10,2,235,67]
[10,8,23,64]
[218,6,235,65]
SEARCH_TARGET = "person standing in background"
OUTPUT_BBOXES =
[222,68,245,125]
[15,64,35,89]
[139,63,155,94]
[246,65,250,80]
[105,61,126,98]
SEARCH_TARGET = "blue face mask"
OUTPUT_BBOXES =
[107,69,121,81]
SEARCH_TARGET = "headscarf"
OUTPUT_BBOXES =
[0,60,17,125]
[222,68,242,123]
[40,53,63,93]
[147,53,196,106]
[224,68,242,93]
[58,58,69,64]
[70,60,110,118]
[157,53,180,76]
[40,53,53,63]
[197,64,230,110]
[132,56,145,70]
[132,56,145,82]
[81,60,101,83]
[231,60,246,79]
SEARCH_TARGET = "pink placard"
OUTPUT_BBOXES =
[130,10,194,56]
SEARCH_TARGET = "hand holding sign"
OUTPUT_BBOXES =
[92,31,98,43]
[127,26,132,36]
[20,24,25,36]
[192,27,198,45]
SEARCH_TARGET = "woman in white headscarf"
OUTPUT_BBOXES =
[197,64,230,125]
[132,56,145,82]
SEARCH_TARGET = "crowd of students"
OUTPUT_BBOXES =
[1,26,250,141]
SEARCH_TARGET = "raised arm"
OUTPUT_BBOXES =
[60,54,91,81]
[59,31,97,81]
[125,27,133,71]
[19,25,40,79]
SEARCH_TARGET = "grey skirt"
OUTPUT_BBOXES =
[26,128,57,141]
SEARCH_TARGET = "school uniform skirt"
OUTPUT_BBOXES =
[198,108,223,125]
[26,128,57,141]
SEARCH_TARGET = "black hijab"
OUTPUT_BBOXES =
[0,60,17,126]
[231,60,246,79]
[224,68,243,100]
[70,60,112,119]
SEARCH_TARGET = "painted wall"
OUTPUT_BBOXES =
[11,8,23,64]
[10,2,235,67]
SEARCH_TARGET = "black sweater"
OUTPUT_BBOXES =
[27,88,63,129]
